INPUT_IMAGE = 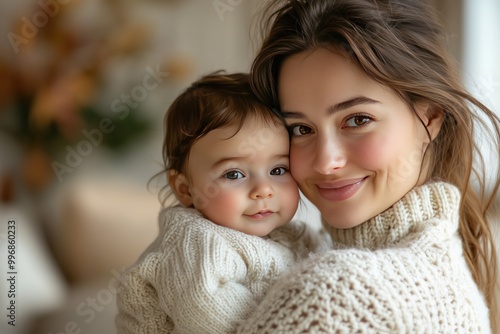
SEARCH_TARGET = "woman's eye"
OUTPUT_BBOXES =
[270,167,287,176]
[344,115,372,128]
[224,171,244,180]
[290,125,312,136]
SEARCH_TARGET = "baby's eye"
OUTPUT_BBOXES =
[270,167,287,176]
[344,115,372,128]
[224,170,244,180]
[290,125,312,136]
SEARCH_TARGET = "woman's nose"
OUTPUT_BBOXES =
[313,135,347,175]
[250,179,274,199]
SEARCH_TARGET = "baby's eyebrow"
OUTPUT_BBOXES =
[212,153,289,169]
[212,156,242,169]
[281,110,304,119]
[274,154,290,161]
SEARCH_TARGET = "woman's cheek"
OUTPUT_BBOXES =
[353,133,393,170]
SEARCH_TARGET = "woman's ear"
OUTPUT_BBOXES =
[168,170,193,207]
[417,103,444,142]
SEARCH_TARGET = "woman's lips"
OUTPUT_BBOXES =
[316,177,367,201]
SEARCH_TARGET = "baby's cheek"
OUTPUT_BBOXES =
[202,189,243,223]
[283,178,300,201]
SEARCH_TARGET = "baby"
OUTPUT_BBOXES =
[115,72,326,334]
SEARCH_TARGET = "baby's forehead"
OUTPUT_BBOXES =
[188,119,289,165]
[239,113,286,130]
[208,118,288,145]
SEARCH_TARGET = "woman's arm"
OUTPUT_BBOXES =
[238,240,493,334]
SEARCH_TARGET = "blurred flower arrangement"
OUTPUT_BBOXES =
[0,0,163,194]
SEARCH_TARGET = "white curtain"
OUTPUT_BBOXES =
[463,0,500,113]
[461,0,500,193]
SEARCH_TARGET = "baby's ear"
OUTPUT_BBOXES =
[168,170,193,207]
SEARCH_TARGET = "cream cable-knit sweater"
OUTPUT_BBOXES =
[237,182,491,333]
[116,206,324,334]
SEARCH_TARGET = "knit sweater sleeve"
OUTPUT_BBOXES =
[237,246,488,333]
[268,220,332,258]
[116,207,259,334]
[156,225,258,333]
[116,258,173,334]
[237,249,401,333]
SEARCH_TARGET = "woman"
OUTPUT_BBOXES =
[238,0,500,332]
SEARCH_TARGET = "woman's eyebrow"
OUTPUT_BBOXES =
[282,96,380,118]
[328,96,380,114]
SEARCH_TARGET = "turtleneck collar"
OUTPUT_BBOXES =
[322,182,461,249]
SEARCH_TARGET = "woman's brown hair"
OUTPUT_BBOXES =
[250,0,500,329]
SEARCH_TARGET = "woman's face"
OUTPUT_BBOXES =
[279,49,439,229]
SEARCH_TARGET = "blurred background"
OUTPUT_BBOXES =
[0,0,498,333]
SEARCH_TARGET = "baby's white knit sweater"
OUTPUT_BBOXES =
[237,182,491,333]
[115,206,323,334]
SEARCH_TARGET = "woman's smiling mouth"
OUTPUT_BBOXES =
[316,177,367,201]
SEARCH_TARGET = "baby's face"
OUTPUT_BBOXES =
[185,116,299,236]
